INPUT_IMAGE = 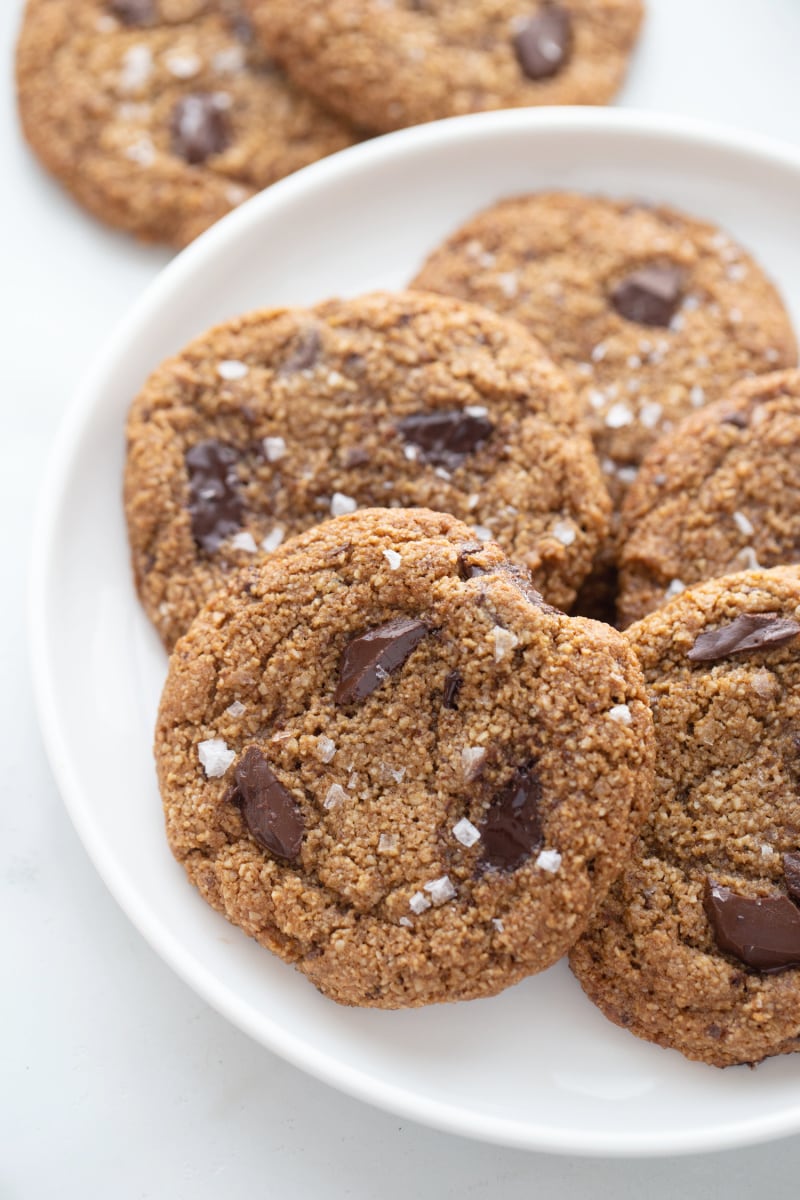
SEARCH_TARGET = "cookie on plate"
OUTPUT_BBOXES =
[125,289,610,648]
[157,507,655,1008]
[618,370,800,627]
[570,566,800,1066]
[412,192,797,507]
[244,0,644,134]
[16,0,358,245]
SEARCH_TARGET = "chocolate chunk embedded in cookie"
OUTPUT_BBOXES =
[618,370,800,626]
[15,0,358,245]
[124,290,610,648]
[156,508,655,1008]
[570,566,800,1066]
[244,0,644,134]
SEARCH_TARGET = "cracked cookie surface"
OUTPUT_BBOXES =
[156,507,654,1007]
[125,289,609,648]
[570,567,800,1066]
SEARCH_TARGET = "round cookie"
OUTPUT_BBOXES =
[411,192,797,509]
[125,289,610,649]
[244,0,643,135]
[570,567,800,1066]
[618,370,800,627]
[16,0,358,246]
[156,507,655,1008]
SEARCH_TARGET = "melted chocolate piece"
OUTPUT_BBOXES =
[109,0,155,24]
[704,879,800,972]
[687,613,800,662]
[442,670,463,710]
[230,747,304,859]
[397,409,493,471]
[335,618,430,705]
[513,6,573,80]
[457,543,490,580]
[784,853,800,903]
[480,764,543,871]
[185,439,244,553]
[611,264,683,327]
[170,95,231,165]
[280,327,322,374]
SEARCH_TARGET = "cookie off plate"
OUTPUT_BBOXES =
[31,109,800,1156]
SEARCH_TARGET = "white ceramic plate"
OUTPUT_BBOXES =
[31,109,800,1157]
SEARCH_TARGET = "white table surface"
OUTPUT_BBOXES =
[5,1,800,1194]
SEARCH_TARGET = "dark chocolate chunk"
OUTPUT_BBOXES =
[611,264,684,327]
[704,879,800,972]
[720,410,750,429]
[170,95,231,165]
[231,746,304,860]
[335,617,429,705]
[687,613,800,662]
[442,670,463,710]
[279,327,322,374]
[109,0,155,24]
[397,408,493,472]
[457,543,490,580]
[480,764,543,871]
[513,6,573,80]
[185,439,244,553]
[784,853,800,903]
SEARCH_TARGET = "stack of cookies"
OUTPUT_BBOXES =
[124,188,800,1066]
[16,0,644,244]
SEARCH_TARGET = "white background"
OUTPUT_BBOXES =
[4,1,800,1194]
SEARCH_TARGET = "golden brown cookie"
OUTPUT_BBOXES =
[16,0,358,245]
[570,567,800,1066]
[156,507,654,1008]
[245,0,644,134]
[618,370,800,626]
[125,289,610,648]
[411,192,797,510]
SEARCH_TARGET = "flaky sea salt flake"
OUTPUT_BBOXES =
[452,818,481,848]
[493,625,518,662]
[217,359,249,381]
[225,700,246,718]
[263,436,286,462]
[535,848,562,874]
[551,519,576,547]
[261,526,285,553]
[315,736,336,763]
[733,511,754,537]
[331,492,358,516]
[608,704,632,726]
[230,531,257,552]
[423,875,456,905]
[409,891,431,914]
[383,549,402,570]
[198,738,235,778]
[461,746,486,780]
[324,784,348,810]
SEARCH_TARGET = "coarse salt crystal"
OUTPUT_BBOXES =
[403,444,419,461]
[383,549,402,570]
[493,626,518,662]
[217,359,249,381]
[198,738,235,778]
[761,844,776,859]
[331,492,357,516]
[665,578,685,600]
[119,44,153,91]
[617,465,638,486]
[492,917,504,933]
[535,848,562,874]
[461,746,486,780]
[226,700,246,718]
[496,272,519,299]
[434,467,451,481]
[638,401,663,430]
[261,526,285,553]
[378,833,398,853]
[165,52,202,79]
[739,546,761,570]
[733,511,754,537]
[587,389,606,410]
[690,385,706,408]
[627,354,642,369]
[398,916,413,928]
[467,493,480,510]
[409,891,431,914]
[670,314,685,332]
[608,704,632,726]
[315,736,336,763]
[125,136,155,166]
[591,342,607,362]
[230,531,257,552]
[213,45,245,72]
[452,817,481,848]
[424,875,456,905]
[263,436,286,462]
[465,404,489,418]
[729,308,742,324]
[324,784,348,810]
[473,525,492,542]
[605,403,633,429]
[551,519,576,547]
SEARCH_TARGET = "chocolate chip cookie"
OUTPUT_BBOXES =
[156,507,654,1008]
[244,0,644,134]
[16,0,358,245]
[570,566,800,1066]
[618,370,800,627]
[412,192,797,508]
[125,289,610,649]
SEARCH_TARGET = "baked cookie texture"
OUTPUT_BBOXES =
[16,0,357,246]
[618,370,800,626]
[245,0,644,134]
[156,507,655,1008]
[411,192,797,509]
[570,567,800,1066]
[125,289,610,649]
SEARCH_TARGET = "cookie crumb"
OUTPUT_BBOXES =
[198,737,235,778]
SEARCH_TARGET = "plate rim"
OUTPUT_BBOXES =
[29,106,800,1158]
